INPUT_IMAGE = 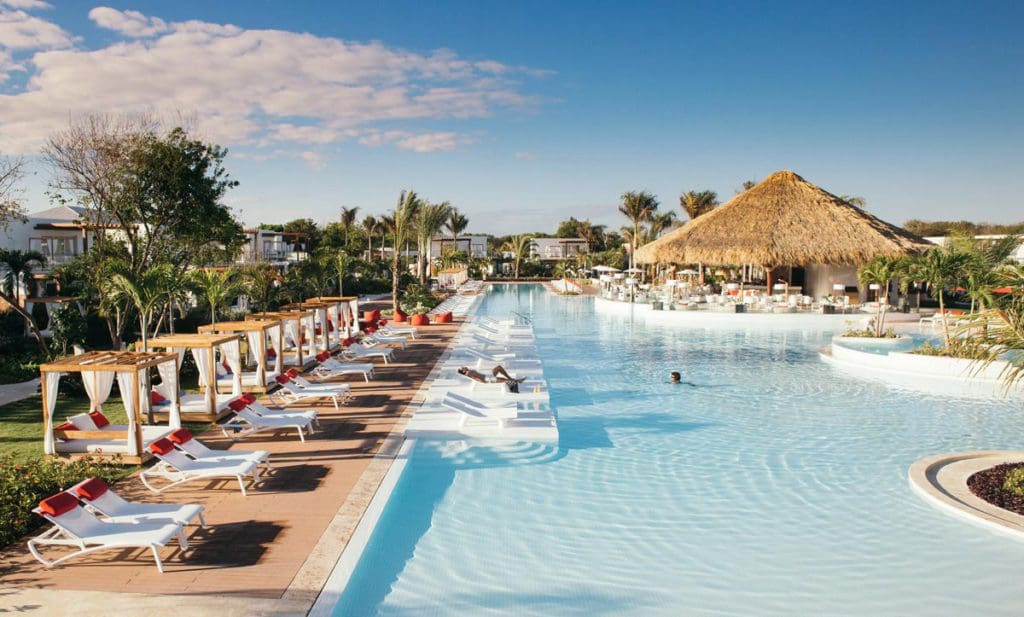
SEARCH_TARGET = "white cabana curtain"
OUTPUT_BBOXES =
[116,371,140,456]
[315,308,328,351]
[284,319,300,351]
[192,347,212,395]
[302,315,315,355]
[326,305,340,347]
[269,325,283,374]
[82,370,116,414]
[245,330,261,366]
[222,339,242,395]
[43,372,61,455]
[341,304,353,335]
[154,357,182,429]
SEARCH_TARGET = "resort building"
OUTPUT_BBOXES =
[531,237,589,261]
[924,234,1024,263]
[430,234,489,259]
[0,205,129,273]
[236,228,310,266]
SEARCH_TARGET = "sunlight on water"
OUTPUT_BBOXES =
[335,285,1024,616]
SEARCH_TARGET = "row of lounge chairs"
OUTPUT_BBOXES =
[28,316,418,573]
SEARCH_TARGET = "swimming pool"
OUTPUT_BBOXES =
[332,284,1024,616]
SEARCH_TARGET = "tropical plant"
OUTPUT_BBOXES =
[679,190,718,221]
[948,233,1020,312]
[339,206,360,251]
[903,247,972,346]
[857,256,902,337]
[502,234,535,279]
[362,215,380,260]
[414,201,452,284]
[445,209,469,246]
[105,261,173,349]
[326,249,352,296]
[618,191,658,270]
[187,267,243,327]
[390,190,421,312]
[838,195,867,207]
[49,302,87,355]
[0,249,48,352]
[242,264,280,312]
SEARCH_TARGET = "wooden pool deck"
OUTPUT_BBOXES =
[0,318,463,616]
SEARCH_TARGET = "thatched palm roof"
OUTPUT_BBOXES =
[635,170,932,267]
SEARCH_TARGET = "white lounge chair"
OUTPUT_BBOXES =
[237,393,319,427]
[364,333,407,349]
[469,332,535,351]
[71,477,206,527]
[440,392,519,429]
[221,399,317,442]
[283,369,354,394]
[311,352,375,382]
[344,342,394,364]
[141,438,261,496]
[272,375,348,409]
[469,323,534,339]
[28,492,187,573]
[380,324,417,338]
[166,427,273,472]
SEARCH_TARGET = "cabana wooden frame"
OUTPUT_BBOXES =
[146,333,243,422]
[39,351,180,464]
[247,310,315,369]
[198,319,284,393]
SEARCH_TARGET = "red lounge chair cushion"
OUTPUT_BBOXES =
[228,399,248,412]
[39,492,79,517]
[365,326,377,334]
[150,391,167,406]
[54,422,76,432]
[274,375,290,385]
[315,327,323,335]
[285,368,299,378]
[379,319,388,326]
[328,321,335,332]
[343,337,356,346]
[149,438,175,455]
[316,351,330,362]
[241,393,257,404]
[89,411,110,428]
[267,349,277,358]
[74,478,109,500]
[168,428,193,444]
[222,360,232,374]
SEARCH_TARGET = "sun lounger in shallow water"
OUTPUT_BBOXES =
[28,491,188,573]
[142,438,261,496]
[441,392,520,429]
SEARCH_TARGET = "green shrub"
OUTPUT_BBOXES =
[911,338,992,359]
[1003,467,1024,497]
[843,327,898,338]
[0,454,127,548]
[400,284,442,315]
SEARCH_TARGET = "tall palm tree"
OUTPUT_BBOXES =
[949,233,1020,312]
[414,201,452,284]
[905,248,972,346]
[679,190,718,221]
[0,248,47,352]
[445,209,469,254]
[105,262,173,350]
[326,249,352,296]
[390,190,420,311]
[618,191,658,270]
[242,264,279,312]
[649,211,678,238]
[362,215,380,260]
[502,234,534,279]
[339,206,360,251]
[188,267,244,327]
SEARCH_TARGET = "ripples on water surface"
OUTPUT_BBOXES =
[336,285,1024,616]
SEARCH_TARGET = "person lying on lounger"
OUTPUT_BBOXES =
[457,365,528,392]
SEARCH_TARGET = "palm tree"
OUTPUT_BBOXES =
[390,190,420,312]
[414,201,452,284]
[679,190,718,221]
[904,247,972,346]
[857,256,902,337]
[159,269,192,335]
[242,264,279,312]
[326,249,352,296]
[839,195,867,207]
[649,211,678,238]
[0,249,47,352]
[445,209,469,254]
[949,233,1020,312]
[188,267,244,327]
[339,206,360,251]
[618,191,658,270]
[105,262,173,350]
[362,215,380,260]
[502,234,534,279]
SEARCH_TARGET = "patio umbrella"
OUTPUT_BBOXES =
[634,171,932,280]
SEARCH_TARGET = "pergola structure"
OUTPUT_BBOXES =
[40,351,181,464]
[146,333,243,422]
[311,296,359,336]
[247,310,315,369]
[282,301,334,352]
[198,319,284,393]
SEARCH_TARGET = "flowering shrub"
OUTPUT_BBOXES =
[0,454,126,548]
[1004,466,1024,497]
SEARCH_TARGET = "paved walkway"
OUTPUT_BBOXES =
[0,378,39,406]
[0,318,462,615]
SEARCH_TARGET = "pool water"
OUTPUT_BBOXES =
[334,284,1024,616]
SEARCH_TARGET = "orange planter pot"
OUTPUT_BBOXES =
[393,310,408,323]
[410,313,429,326]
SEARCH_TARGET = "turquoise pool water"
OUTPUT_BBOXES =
[334,285,1024,616]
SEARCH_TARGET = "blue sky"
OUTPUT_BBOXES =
[2,0,1021,234]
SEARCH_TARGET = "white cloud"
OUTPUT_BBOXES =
[0,9,548,154]
[0,1,52,10]
[0,7,72,50]
[88,7,170,38]
[514,151,537,160]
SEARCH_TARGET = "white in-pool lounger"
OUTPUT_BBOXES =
[441,392,520,429]
[28,492,187,573]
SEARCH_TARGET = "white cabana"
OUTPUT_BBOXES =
[249,310,316,368]
[147,333,243,422]
[41,351,180,464]
[199,319,284,392]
